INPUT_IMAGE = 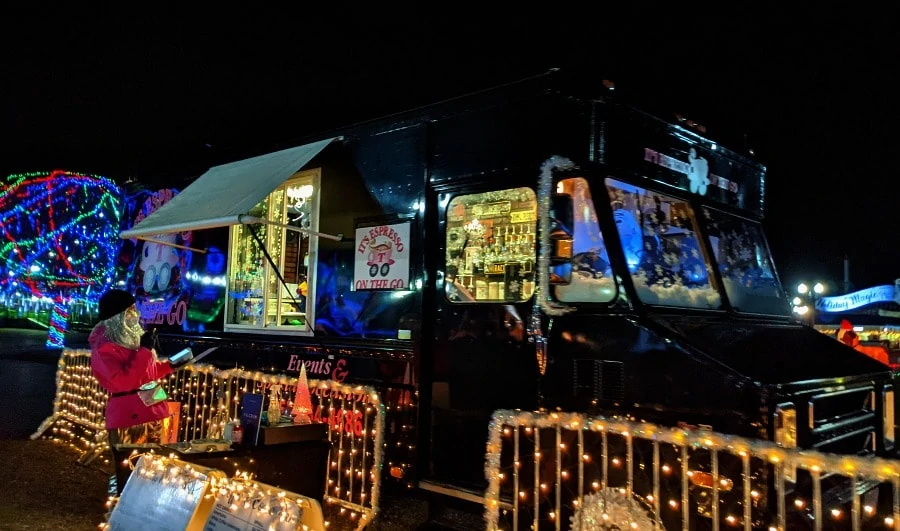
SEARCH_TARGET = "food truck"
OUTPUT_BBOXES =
[120,70,895,525]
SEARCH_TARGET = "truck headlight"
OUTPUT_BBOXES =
[775,403,797,449]
[884,386,895,450]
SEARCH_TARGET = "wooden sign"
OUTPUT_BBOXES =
[107,455,223,531]
[201,479,326,531]
[509,209,537,223]
[471,201,511,218]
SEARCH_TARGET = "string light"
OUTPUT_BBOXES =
[485,409,900,530]
[46,296,69,349]
[0,170,122,296]
[33,348,387,528]
[0,170,122,338]
[535,156,577,316]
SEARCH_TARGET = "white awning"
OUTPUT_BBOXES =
[120,137,338,240]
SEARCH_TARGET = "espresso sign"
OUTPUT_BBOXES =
[353,221,411,291]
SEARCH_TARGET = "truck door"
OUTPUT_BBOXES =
[424,184,540,490]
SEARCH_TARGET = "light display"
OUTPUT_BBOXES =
[292,362,314,424]
[101,454,325,531]
[47,296,69,348]
[0,170,122,342]
[33,349,386,529]
[485,410,900,530]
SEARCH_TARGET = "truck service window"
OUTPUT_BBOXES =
[553,177,616,303]
[701,207,789,315]
[605,178,722,310]
[445,187,537,303]
[226,170,319,330]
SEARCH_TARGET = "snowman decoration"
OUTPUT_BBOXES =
[139,233,181,295]
[687,147,710,196]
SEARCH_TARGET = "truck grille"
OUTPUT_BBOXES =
[808,386,876,455]
[572,359,625,403]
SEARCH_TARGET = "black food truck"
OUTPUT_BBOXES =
[119,70,895,527]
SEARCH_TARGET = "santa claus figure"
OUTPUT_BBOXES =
[837,319,860,348]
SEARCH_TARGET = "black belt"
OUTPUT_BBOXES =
[109,388,141,398]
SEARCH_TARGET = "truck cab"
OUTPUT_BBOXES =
[421,73,895,507]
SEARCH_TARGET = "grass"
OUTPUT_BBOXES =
[0,439,109,531]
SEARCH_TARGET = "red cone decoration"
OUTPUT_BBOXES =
[292,363,313,424]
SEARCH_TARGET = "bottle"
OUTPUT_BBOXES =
[223,420,235,441]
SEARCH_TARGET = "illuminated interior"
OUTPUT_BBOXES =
[444,187,537,302]
[226,169,319,331]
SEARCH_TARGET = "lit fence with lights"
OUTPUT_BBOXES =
[32,349,385,529]
[484,410,900,531]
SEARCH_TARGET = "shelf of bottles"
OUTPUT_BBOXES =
[445,188,537,302]
[227,198,269,325]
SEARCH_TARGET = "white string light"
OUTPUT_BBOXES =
[34,348,385,529]
[485,409,900,530]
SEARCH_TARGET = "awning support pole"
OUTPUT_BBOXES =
[239,215,344,242]
[245,224,302,309]
[136,236,209,254]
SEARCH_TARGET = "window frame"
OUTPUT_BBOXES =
[223,168,321,335]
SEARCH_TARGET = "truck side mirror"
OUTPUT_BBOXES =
[549,193,574,285]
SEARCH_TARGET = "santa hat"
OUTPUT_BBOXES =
[840,319,853,331]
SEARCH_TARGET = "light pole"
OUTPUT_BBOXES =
[794,282,825,326]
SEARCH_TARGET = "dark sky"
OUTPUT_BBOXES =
[4,11,897,292]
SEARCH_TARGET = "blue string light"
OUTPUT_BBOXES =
[0,170,123,343]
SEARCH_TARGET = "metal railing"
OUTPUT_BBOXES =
[485,410,900,530]
[32,348,385,530]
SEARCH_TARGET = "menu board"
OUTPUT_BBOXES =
[107,456,221,531]
[202,480,326,531]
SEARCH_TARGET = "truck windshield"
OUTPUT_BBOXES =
[605,178,721,310]
[701,207,790,315]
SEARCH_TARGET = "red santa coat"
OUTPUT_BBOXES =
[89,325,175,429]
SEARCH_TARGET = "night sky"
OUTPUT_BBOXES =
[5,12,897,292]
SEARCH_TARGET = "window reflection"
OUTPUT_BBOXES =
[702,207,788,315]
[605,178,721,309]
[554,177,615,303]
